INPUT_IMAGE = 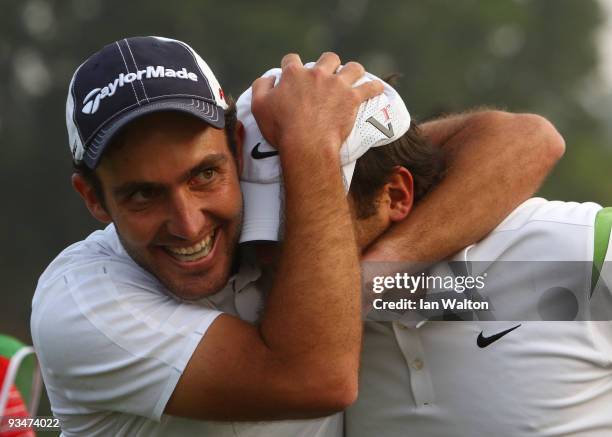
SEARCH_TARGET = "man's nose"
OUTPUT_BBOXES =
[166,190,206,240]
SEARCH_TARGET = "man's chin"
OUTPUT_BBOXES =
[116,227,239,301]
[132,249,237,301]
[159,270,232,301]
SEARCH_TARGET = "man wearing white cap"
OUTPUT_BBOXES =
[238,68,612,436]
[238,65,412,244]
[238,67,563,264]
[342,146,612,435]
[236,64,564,265]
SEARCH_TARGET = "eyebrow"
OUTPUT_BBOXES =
[112,153,229,198]
[186,154,228,180]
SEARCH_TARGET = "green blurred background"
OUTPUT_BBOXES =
[1,0,612,431]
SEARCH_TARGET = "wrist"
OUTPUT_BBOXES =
[279,138,342,167]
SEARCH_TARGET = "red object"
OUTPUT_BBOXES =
[0,357,34,437]
[381,105,391,122]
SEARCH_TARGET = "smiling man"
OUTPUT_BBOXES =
[31,36,384,436]
[75,112,243,300]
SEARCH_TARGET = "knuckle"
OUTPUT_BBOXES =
[322,51,341,63]
[283,63,300,75]
[349,89,361,104]
[281,53,301,69]
[310,66,325,78]
[364,81,383,96]
[345,61,364,75]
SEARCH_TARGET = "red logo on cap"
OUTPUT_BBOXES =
[219,88,225,101]
[381,105,391,122]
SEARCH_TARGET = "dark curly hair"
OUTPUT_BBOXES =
[349,120,446,219]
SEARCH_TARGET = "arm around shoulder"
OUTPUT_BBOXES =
[422,109,565,175]
[364,109,565,263]
[470,110,565,170]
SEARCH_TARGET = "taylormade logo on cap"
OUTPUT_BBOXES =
[82,65,199,114]
[67,36,229,169]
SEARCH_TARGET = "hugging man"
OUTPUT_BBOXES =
[32,36,561,436]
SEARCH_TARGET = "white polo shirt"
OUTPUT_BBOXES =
[31,224,341,437]
[347,198,612,436]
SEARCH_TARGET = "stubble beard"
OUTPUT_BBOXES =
[116,208,244,301]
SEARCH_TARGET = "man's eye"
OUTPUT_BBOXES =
[192,169,217,184]
[130,188,157,203]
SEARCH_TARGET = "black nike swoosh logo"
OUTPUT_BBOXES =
[477,324,521,348]
[251,142,279,159]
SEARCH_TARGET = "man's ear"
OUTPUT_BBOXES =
[234,121,245,177]
[71,173,112,223]
[383,166,414,223]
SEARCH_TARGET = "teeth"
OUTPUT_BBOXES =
[166,231,216,261]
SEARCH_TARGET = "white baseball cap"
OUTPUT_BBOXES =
[237,64,411,243]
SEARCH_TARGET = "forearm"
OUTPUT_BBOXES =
[262,144,361,383]
[248,54,378,400]
[365,110,565,262]
[167,145,362,421]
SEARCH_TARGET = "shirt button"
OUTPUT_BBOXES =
[411,358,424,370]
